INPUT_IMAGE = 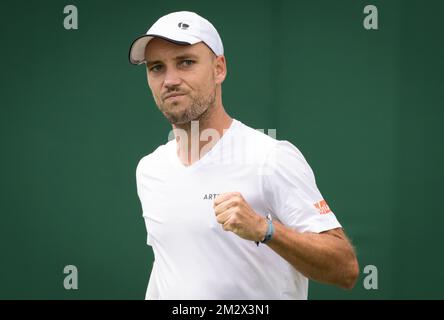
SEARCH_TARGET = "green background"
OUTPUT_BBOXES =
[1,0,443,299]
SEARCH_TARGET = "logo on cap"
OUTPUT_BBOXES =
[178,22,189,30]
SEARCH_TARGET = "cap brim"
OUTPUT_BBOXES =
[129,34,197,65]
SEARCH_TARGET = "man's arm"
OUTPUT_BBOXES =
[214,192,359,290]
[267,223,359,289]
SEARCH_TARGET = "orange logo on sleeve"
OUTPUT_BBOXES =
[314,200,332,214]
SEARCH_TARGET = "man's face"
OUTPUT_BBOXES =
[145,38,222,125]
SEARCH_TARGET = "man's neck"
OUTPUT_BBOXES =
[172,106,233,166]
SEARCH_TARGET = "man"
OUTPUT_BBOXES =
[130,11,359,300]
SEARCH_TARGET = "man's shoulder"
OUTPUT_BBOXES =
[234,119,279,155]
[136,140,175,175]
[235,121,311,173]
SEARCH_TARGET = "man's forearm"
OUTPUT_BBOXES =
[266,221,359,289]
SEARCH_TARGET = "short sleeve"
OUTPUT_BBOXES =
[261,141,341,233]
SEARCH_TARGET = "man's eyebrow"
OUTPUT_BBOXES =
[146,53,199,66]
[146,59,162,67]
[174,53,199,60]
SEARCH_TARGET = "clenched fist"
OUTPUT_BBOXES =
[213,192,268,242]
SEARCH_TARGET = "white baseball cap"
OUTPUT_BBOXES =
[129,11,224,65]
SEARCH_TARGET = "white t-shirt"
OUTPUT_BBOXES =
[136,119,341,300]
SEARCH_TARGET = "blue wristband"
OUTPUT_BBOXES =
[261,214,274,243]
[256,214,274,246]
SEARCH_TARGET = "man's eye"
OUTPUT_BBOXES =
[149,65,163,72]
[181,60,195,67]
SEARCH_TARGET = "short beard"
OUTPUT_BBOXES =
[161,88,216,125]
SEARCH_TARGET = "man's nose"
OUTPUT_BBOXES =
[163,67,181,89]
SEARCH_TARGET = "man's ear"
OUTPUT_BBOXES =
[214,55,227,85]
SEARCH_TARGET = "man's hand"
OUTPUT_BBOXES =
[213,192,359,289]
[214,194,359,289]
[214,192,268,242]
